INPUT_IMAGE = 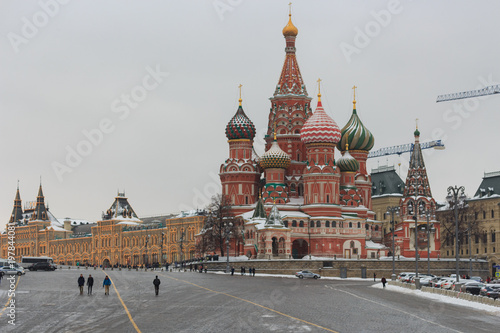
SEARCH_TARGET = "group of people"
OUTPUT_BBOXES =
[77,274,111,295]
[230,266,256,276]
[77,274,161,296]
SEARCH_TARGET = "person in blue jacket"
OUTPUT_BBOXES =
[103,276,112,295]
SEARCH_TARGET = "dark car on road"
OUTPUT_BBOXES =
[460,282,485,295]
[28,262,57,271]
[480,285,500,299]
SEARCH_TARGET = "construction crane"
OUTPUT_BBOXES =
[436,85,500,102]
[367,140,445,159]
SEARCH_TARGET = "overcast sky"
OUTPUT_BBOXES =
[1,0,499,231]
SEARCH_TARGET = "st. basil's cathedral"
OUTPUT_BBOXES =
[220,12,384,259]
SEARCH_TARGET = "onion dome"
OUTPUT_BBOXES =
[260,134,291,169]
[337,144,360,172]
[282,10,298,37]
[225,97,256,141]
[300,92,341,145]
[337,91,374,151]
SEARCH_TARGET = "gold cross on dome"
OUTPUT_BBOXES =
[289,2,292,15]
[352,85,357,101]
[238,84,242,106]
[415,118,419,129]
[317,78,321,94]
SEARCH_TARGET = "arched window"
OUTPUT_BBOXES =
[299,221,304,227]
[283,221,288,228]
[292,220,297,227]
[357,222,361,228]
[325,221,330,227]
[316,221,321,228]
[375,225,379,231]
[349,222,352,228]
[310,221,314,228]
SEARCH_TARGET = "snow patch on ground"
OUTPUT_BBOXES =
[371,283,500,315]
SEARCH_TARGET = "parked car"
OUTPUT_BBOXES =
[470,276,483,283]
[480,285,500,299]
[402,273,416,283]
[28,262,57,271]
[0,266,25,276]
[295,270,320,279]
[460,281,485,295]
[440,279,456,289]
[418,275,437,286]
[397,272,414,282]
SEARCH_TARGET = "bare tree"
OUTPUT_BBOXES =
[198,194,241,257]
[438,201,484,250]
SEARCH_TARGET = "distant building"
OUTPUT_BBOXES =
[1,186,205,267]
[438,171,500,277]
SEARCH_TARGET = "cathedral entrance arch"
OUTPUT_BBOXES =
[102,258,111,268]
[272,237,279,256]
[292,239,308,259]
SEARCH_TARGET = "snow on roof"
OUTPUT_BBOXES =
[366,240,387,249]
[117,221,140,225]
[176,209,205,218]
[47,225,68,232]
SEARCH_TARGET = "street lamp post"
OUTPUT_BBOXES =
[447,185,466,284]
[425,210,434,276]
[387,206,399,281]
[161,232,165,268]
[145,234,150,268]
[224,222,233,273]
[467,213,473,277]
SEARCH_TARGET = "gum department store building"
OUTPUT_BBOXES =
[1,12,442,265]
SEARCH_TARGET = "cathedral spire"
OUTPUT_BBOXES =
[10,183,24,224]
[33,182,49,221]
[274,7,307,97]
[403,123,432,198]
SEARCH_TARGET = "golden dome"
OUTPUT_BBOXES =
[282,14,298,37]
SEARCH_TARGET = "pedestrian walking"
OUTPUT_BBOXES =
[252,267,255,277]
[373,273,376,281]
[153,275,161,296]
[381,277,387,288]
[0,271,3,285]
[78,274,85,295]
[87,274,94,295]
[103,276,112,295]
[231,267,235,276]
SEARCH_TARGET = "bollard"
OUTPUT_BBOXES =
[86,267,88,270]
[94,267,97,270]
[78,266,80,269]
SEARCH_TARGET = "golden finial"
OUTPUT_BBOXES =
[345,143,349,151]
[415,118,419,129]
[273,122,277,141]
[352,85,357,108]
[282,3,298,37]
[238,84,243,106]
[317,78,322,101]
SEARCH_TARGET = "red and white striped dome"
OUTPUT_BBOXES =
[300,99,341,144]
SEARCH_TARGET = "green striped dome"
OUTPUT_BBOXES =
[337,108,374,152]
[337,150,359,172]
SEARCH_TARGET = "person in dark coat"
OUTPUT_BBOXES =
[153,276,161,296]
[231,267,235,276]
[87,274,94,295]
[381,277,387,288]
[103,276,112,295]
[78,274,85,295]
[252,267,256,277]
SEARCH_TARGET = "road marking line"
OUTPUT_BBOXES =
[164,274,339,333]
[329,286,464,333]
[0,275,21,317]
[106,274,142,333]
